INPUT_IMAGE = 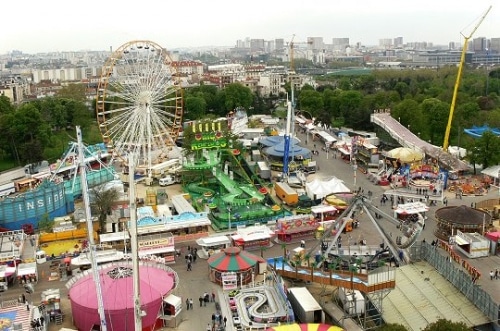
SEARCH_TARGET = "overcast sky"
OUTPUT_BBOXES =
[2,0,497,54]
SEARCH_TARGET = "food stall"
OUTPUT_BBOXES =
[275,214,319,242]
[41,288,62,323]
[394,202,428,223]
[230,224,275,250]
[0,264,16,290]
[16,262,37,285]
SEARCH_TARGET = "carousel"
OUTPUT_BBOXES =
[434,205,492,240]
[207,247,264,286]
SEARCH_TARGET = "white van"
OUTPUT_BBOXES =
[159,175,178,186]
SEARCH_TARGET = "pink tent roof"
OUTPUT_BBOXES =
[68,264,176,330]
[485,231,500,241]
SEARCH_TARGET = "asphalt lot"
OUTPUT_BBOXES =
[6,128,500,331]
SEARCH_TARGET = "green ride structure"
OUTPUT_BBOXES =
[181,121,291,230]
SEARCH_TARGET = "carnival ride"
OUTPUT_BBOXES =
[443,6,491,152]
[95,40,183,172]
[267,194,424,327]
[182,149,290,229]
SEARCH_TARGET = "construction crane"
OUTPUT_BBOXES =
[288,34,296,73]
[443,6,492,152]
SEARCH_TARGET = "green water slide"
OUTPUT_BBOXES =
[183,150,220,170]
[215,170,264,205]
[186,182,215,196]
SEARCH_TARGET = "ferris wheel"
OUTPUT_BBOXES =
[96,40,183,168]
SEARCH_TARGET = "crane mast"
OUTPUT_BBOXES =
[443,6,492,152]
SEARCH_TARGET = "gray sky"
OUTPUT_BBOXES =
[2,0,497,54]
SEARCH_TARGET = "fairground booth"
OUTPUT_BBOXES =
[275,215,319,243]
[434,205,492,241]
[230,224,275,250]
[453,230,490,259]
[207,247,265,286]
[393,202,428,223]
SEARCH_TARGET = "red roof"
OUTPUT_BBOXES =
[208,247,264,272]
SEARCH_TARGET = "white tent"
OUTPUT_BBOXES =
[481,165,500,186]
[481,165,500,179]
[306,177,350,200]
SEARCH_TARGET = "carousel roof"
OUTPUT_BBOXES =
[266,324,344,331]
[435,205,491,225]
[263,142,311,158]
[207,246,264,272]
[259,136,300,147]
[384,147,424,163]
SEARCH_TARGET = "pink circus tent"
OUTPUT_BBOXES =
[68,263,176,331]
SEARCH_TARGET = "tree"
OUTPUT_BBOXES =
[474,130,500,169]
[420,98,450,145]
[57,83,87,102]
[422,319,470,331]
[37,213,54,233]
[185,96,207,120]
[298,90,324,117]
[220,83,253,112]
[90,187,120,232]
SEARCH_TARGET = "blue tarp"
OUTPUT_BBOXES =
[464,125,500,138]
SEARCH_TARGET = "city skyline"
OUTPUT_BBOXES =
[2,0,498,54]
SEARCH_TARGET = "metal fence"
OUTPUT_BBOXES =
[411,242,499,323]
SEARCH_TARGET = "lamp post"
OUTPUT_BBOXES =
[227,206,232,231]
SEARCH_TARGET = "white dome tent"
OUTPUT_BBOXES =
[305,177,351,200]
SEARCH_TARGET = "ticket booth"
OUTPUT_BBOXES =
[161,294,182,328]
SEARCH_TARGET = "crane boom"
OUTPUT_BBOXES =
[443,6,492,152]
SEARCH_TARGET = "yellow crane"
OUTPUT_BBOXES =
[443,5,492,152]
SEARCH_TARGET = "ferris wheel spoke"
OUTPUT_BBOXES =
[96,40,183,165]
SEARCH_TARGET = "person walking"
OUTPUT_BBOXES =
[199,296,203,307]
[186,298,190,310]
[223,316,227,327]
[189,298,193,310]
[490,270,494,280]
[211,290,216,302]
[495,268,499,280]
[187,261,192,271]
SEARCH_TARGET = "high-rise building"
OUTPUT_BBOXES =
[275,39,285,52]
[250,39,265,52]
[490,38,500,53]
[394,37,404,48]
[472,37,487,52]
[379,39,392,49]
[332,38,350,52]
[307,37,323,51]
